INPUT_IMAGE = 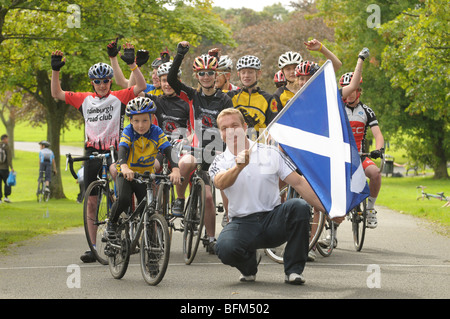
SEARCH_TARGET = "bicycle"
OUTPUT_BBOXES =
[106,171,171,286]
[347,150,385,251]
[174,144,211,265]
[66,147,116,265]
[36,171,50,203]
[264,185,326,263]
[155,154,185,239]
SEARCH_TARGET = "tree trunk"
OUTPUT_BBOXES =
[35,70,70,199]
[431,121,449,179]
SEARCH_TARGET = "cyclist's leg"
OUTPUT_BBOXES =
[81,155,102,261]
[173,154,196,213]
[363,159,381,228]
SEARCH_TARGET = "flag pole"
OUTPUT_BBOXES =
[248,60,333,152]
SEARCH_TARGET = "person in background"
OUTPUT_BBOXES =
[38,140,57,193]
[0,134,13,203]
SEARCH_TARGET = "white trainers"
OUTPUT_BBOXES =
[3,197,10,203]
[307,250,316,262]
[239,274,256,282]
[285,273,306,285]
[366,209,378,229]
[239,250,261,282]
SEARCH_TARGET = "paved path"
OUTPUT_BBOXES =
[0,205,449,302]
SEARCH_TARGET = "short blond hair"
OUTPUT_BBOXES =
[217,108,245,128]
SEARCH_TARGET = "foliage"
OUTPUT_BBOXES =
[314,0,448,178]
[0,0,235,198]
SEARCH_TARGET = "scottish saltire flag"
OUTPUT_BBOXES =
[267,60,369,218]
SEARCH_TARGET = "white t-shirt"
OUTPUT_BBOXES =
[209,141,296,220]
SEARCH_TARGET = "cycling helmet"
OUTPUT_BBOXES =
[192,54,218,72]
[278,51,302,69]
[295,60,320,76]
[88,63,114,79]
[125,97,156,117]
[339,72,362,87]
[39,140,51,148]
[157,61,181,77]
[236,55,261,71]
[273,70,286,84]
[151,49,171,69]
[218,55,233,71]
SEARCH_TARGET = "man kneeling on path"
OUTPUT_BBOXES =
[209,108,324,285]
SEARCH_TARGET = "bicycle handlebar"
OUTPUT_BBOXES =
[118,171,183,184]
[65,146,116,180]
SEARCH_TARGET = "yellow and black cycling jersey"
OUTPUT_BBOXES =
[146,87,164,96]
[273,85,294,112]
[117,123,170,174]
[227,87,278,138]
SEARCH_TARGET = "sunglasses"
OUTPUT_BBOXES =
[93,79,111,84]
[197,71,215,77]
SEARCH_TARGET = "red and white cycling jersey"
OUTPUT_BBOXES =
[345,101,378,152]
[65,88,136,151]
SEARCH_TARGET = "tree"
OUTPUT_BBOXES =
[314,0,448,178]
[0,0,235,198]
[379,0,449,178]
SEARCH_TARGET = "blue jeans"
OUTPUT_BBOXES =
[215,198,310,276]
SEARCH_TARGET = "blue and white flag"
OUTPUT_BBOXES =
[268,60,369,218]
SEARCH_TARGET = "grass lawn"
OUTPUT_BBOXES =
[0,150,83,253]
[377,175,450,232]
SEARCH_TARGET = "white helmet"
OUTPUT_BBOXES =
[157,61,181,77]
[236,55,261,71]
[278,51,303,69]
[218,55,233,71]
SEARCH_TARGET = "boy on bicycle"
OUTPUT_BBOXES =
[339,49,384,228]
[50,43,147,263]
[38,141,57,193]
[106,97,181,239]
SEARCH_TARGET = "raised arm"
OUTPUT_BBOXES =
[119,43,147,96]
[304,39,342,72]
[341,48,369,99]
[107,38,129,89]
[50,50,67,101]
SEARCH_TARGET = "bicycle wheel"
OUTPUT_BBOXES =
[157,182,177,240]
[316,219,336,257]
[140,212,171,286]
[108,220,131,279]
[351,199,367,251]
[83,180,114,265]
[44,187,50,202]
[37,178,44,203]
[183,179,206,265]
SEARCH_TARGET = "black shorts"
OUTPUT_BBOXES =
[83,147,116,192]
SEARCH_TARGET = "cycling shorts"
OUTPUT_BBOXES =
[362,156,376,170]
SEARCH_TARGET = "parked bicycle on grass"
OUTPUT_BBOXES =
[417,185,450,207]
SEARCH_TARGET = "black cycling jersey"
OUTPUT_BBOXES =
[145,93,190,141]
[168,53,233,151]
